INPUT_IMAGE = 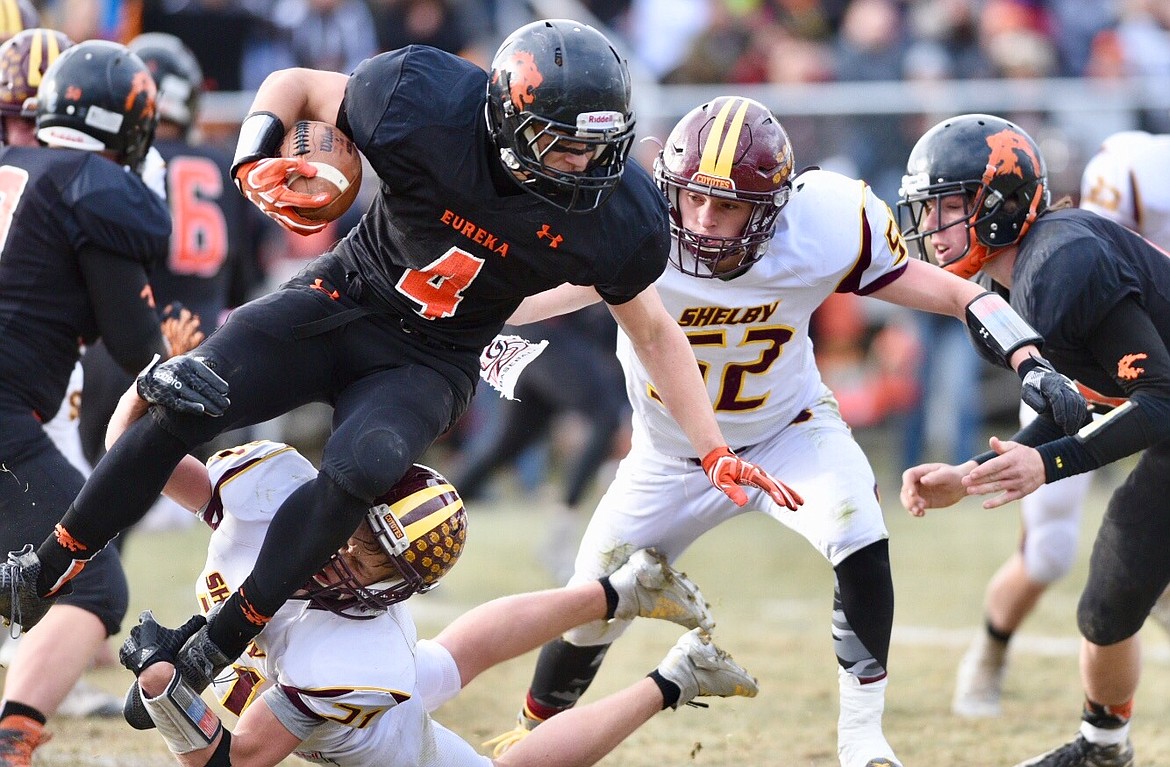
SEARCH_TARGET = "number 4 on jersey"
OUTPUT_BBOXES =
[395,246,484,319]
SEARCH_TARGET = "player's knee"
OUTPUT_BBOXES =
[1023,522,1079,584]
[564,617,624,646]
[1078,587,1144,645]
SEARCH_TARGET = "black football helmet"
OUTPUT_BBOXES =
[0,28,72,119]
[35,39,158,171]
[128,32,202,136]
[0,0,38,44]
[898,113,1049,278]
[655,96,794,278]
[486,18,635,213]
[301,464,468,618]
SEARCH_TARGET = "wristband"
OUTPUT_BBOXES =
[230,111,286,180]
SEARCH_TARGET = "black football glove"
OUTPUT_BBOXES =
[1019,355,1091,436]
[136,354,230,417]
[119,610,207,677]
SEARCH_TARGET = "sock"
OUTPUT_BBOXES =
[207,587,270,659]
[0,702,44,726]
[985,618,1013,644]
[598,576,619,620]
[647,669,681,710]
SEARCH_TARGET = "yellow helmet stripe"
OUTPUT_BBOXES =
[403,499,463,540]
[698,97,750,179]
[27,30,42,87]
[0,0,15,35]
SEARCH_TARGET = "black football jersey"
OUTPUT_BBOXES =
[1010,208,1170,400]
[333,45,670,354]
[149,138,254,328]
[0,147,170,419]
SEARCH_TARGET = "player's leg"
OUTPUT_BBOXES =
[14,288,339,623]
[0,427,128,762]
[206,359,464,663]
[1013,446,1170,767]
[954,401,1092,718]
[745,393,899,767]
[487,445,727,753]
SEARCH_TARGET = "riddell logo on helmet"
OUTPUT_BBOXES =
[984,128,1040,182]
[692,172,733,190]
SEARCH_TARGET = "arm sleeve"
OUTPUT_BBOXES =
[78,244,166,374]
[1035,295,1170,480]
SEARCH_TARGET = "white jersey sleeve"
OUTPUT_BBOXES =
[618,170,909,457]
[1080,130,1170,250]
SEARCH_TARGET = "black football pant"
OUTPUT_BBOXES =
[41,257,473,645]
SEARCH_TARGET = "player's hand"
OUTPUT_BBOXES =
[700,446,803,509]
[900,462,969,516]
[136,354,230,417]
[159,303,204,357]
[1019,355,1090,435]
[119,610,206,677]
[234,157,330,235]
[962,436,1045,509]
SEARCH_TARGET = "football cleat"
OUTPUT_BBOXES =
[837,669,901,767]
[56,679,122,719]
[608,548,715,632]
[952,629,1008,718]
[1013,735,1134,767]
[0,546,58,631]
[482,709,542,757]
[0,715,50,767]
[656,628,757,709]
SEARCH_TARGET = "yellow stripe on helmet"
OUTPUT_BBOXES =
[698,97,750,180]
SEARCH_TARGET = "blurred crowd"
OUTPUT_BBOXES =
[21,0,1170,501]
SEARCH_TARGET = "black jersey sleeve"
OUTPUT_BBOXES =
[341,46,486,186]
[1034,295,1170,481]
[79,246,166,373]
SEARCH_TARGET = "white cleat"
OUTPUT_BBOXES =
[952,629,1008,718]
[656,628,757,708]
[609,549,715,632]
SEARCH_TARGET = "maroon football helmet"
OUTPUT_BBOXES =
[301,464,468,618]
[0,28,73,119]
[655,96,795,278]
[0,0,38,44]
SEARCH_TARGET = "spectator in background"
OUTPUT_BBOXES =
[141,0,271,91]
[268,0,377,74]
[453,304,629,583]
[371,0,494,68]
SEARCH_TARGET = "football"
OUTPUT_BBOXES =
[279,120,363,223]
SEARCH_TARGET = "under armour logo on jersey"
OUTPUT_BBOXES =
[310,278,340,300]
[536,224,563,248]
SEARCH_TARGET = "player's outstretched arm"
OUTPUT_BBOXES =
[607,288,802,509]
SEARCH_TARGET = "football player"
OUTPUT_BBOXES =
[951,128,1170,719]
[0,18,797,718]
[900,114,1170,767]
[486,97,1086,767]
[103,383,756,767]
[77,32,264,473]
[0,38,199,764]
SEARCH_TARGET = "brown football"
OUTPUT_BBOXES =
[279,120,363,222]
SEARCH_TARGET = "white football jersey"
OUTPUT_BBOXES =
[1080,130,1170,250]
[195,441,475,767]
[618,169,909,457]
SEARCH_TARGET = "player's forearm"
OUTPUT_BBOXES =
[637,323,724,456]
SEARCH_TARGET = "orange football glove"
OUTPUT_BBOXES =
[700,446,803,509]
[235,157,330,235]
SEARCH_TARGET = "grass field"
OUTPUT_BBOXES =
[14,427,1170,766]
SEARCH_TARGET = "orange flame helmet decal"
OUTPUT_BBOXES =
[983,128,1043,187]
[505,50,542,112]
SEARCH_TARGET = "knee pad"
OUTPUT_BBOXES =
[1022,517,1080,584]
[56,546,129,636]
[1078,591,1145,647]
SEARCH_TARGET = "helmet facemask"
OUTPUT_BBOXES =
[296,465,467,619]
